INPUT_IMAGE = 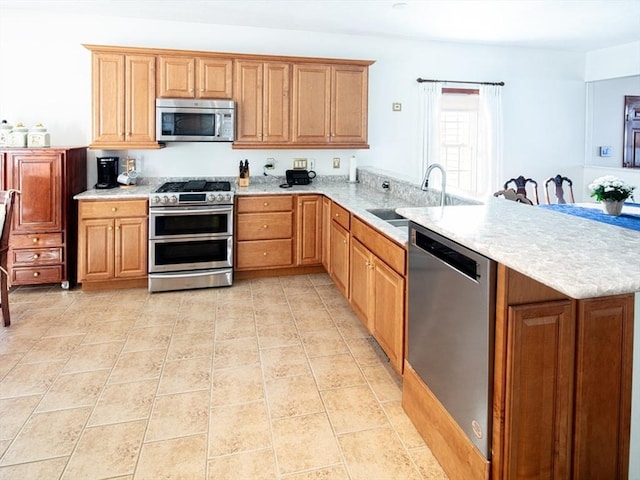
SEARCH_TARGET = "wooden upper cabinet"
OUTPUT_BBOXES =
[157,55,232,99]
[292,64,331,144]
[292,63,368,146]
[90,51,158,149]
[234,60,290,144]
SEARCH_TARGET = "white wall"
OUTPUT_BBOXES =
[585,41,640,82]
[0,8,585,191]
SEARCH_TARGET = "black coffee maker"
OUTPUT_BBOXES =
[96,156,119,189]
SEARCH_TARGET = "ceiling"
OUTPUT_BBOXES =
[1,0,639,52]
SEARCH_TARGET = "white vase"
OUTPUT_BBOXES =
[602,199,624,216]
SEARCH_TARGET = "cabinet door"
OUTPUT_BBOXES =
[372,256,405,372]
[321,196,331,271]
[92,52,125,143]
[263,62,290,143]
[125,54,156,144]
[157,56,195,98]
[234,61,263,143]
[503,300,574,480]
[296,195,322,265]
[115,217,148,278]
[329,221,349,298]
[331,65,368,144]
[78,218,115,281]
[6,152,62,233]
[349,238,373,331]
[292,64,331,143]
[197,57,232,98]
[573,295,634,479]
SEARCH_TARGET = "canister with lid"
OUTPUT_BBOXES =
[0,120,12,146]
[28,123,50,147]
[8,122,28,147]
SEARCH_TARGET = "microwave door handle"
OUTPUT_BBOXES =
[215,113,221,137]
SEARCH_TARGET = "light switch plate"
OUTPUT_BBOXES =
[293,158,308,169]
[392,102,402,112]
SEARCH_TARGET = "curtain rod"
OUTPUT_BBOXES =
[416,78,505,86]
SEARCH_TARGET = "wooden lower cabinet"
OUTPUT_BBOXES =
[78,199,148,289]
[490,266,634,480]
[329,220,350,297]
[235,195,294,271]
[350,238,405,373]
[321,196,331,271]
[296,195,322,265]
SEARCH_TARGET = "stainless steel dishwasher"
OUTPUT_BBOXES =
[408,222,496,459]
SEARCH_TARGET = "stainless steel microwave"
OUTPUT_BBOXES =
[156,98,235,142]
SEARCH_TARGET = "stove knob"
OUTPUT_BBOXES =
[169,195,177,204]
[217,194,224,202]
[225,193,232,202]
[161,196,169,204]
[152,196,160,204]
[207,194,216,203]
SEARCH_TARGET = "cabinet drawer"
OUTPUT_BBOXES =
[237,195,293,213]
[236,239,293,269]
[11,265,63,285]
[12,247,63,266]
[79,199,148,218]
[236,212,293,240]
[10,232,63,248]
[352,217,406,275]
[331,202,350,230]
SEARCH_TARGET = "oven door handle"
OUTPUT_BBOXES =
[150,207,232,216]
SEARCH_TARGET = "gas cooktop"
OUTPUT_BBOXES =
[155,180,232,193]
[150,180,234,206]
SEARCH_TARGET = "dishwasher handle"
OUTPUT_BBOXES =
[413,229,479,281]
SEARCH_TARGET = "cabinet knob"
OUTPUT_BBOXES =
[335,213,339,217]
[263,202,269,206]
[33,272,40,277]
[32,238,39,243]
[200,89,204,92]
[108,226,113,231]
[33,253,40,259]
[111,207,117,212]
[343,239,346,244]
[263,252,268,256]
[263,224,268,229]
[115,226,120,231]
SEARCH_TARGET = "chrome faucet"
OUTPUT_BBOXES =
[421,163,447,207]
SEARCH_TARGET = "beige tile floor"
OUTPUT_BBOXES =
[0,273,448,480]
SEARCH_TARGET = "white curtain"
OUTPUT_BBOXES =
[418,82,442,185]
[478,84,504,195]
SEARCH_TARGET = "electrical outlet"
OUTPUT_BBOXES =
[293,158,308,170]
[264,158,275,169]
[333,157,340,168]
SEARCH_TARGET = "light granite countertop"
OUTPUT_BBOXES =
[73,179,428,245]
[397,199,640,299]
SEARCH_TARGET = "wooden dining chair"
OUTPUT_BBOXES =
[493,188,534,205]
[1,190,19,327]
[504,176,539,204]
[544,174,575,204]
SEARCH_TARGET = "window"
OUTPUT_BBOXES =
[439,89,480,193]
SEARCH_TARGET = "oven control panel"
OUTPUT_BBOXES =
[150,192,234,206]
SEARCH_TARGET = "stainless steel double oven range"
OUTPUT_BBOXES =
[148,180,234,293]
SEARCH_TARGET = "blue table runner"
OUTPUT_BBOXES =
[539,203,640,232]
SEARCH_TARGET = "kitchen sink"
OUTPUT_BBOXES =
[366,208,409,228]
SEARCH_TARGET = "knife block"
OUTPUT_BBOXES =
[238,176,249,187]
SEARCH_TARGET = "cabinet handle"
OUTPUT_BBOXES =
[33,272,40,277]
[33,253,40,259]
[32,238,39,243]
